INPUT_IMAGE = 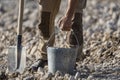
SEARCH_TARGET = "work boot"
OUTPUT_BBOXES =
[69,13,85,61]
[29,59,47,72]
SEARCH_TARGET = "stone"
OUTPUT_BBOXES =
[23,76,34,80]
[69,76,75,80]
[0,71,7,80]
[113,50,120,58]
[0,0,120,79]
[74,72,80,80]
[87,75,94,80]
[37,67,44,75]
[43,72,53,80]
[30,46,37,55]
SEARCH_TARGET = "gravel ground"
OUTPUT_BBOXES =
[0,0,120,80]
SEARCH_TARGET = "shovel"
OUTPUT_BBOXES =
[7,0,26,74]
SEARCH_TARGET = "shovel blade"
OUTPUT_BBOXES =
[7,46,26,74]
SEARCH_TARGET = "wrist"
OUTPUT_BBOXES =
[65,12,74,20]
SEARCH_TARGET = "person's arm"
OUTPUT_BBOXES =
[59,0,78,31]
[65,0,78,19]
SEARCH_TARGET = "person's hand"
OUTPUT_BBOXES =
[58,16,72,31]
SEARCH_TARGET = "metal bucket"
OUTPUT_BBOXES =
[47,29,79,75]
[47,47,78,75]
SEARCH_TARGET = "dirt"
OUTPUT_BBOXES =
[0,0,120,80]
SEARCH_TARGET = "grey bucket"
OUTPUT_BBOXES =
[47,29,79,75]
[47,47,78,75]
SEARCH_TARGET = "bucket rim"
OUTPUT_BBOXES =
[47,46,79,49]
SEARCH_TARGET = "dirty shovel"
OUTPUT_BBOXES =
[7,0,26,74]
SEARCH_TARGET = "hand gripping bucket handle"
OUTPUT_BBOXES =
[47,27,79,75]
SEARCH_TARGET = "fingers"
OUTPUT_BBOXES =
[58,17,72,31]
[58,18,63,29]
[61,22,71,31]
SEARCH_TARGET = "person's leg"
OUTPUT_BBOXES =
[29,0,61,71]
[69,0,87,61]
[38,0,61,60]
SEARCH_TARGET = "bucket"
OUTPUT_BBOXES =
[47,47,78,75]
[47,29,79,75]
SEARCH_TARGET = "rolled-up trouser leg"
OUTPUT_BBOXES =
[38,12,51,39]
[38,0,61,60]
[75,0,87,13]
[69,13,84,61]
[69,0,87,61]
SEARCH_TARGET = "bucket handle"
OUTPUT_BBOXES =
[47,26,80,47]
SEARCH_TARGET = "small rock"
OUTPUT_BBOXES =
[69,76,75,80]
[0,71,7,80]
[117,17,120,27]
[30,46,37,55]
[16,77,20,80]
[8,72,19,78]
[37,67,44,75]
[113,50,120,58]
[64,73,70,79]
[74,72,80,80]
[24,9,31,15]
[97,48,106,57]
[29,61,40,72]
[1,35,5,41]
[23,76,34,80]
[87,75,94,80]
[55,71,63,78]
[43,72,53,80]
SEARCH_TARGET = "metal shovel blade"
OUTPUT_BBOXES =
[7,46,26,74]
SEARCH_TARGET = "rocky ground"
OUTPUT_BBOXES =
[0,0,120,80]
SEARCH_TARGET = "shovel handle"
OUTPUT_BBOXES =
[16,0,24,69]
[17,0,24,35]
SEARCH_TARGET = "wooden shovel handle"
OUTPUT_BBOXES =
[17,0,24,35]
[16,0,24,69]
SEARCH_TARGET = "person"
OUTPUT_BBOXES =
[29,0,87,71]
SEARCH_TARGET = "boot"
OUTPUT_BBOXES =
[69,13,85,61]
[29,59,47,72]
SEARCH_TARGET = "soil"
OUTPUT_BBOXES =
[0,0,120,80]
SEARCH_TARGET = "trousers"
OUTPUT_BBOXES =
[38,0,87,60]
